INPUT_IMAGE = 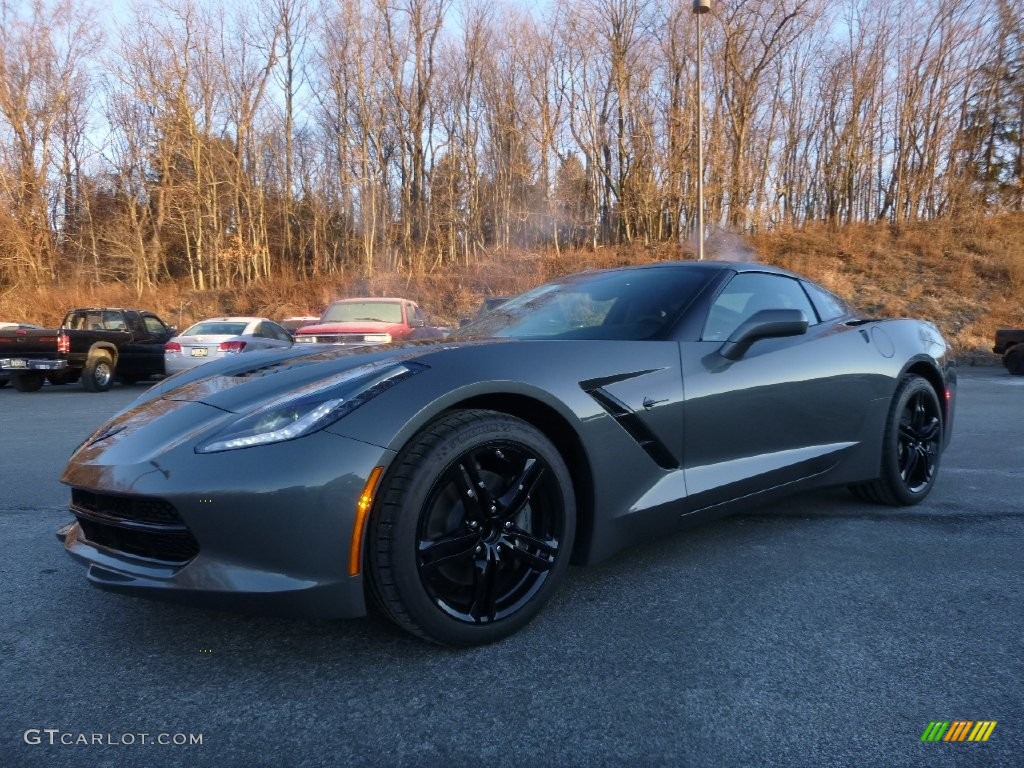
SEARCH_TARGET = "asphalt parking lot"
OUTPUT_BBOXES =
[0,367,1021,767]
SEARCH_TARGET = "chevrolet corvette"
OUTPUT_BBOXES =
[60,262,956,645]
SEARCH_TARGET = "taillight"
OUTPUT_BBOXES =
[165,341,181,353]
[219,341,246,353]
[57,333,70,354]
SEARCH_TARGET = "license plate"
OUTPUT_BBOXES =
[190,348,208,357]
[8,359,27,368]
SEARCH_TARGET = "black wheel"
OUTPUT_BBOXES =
[850,375,943,506]
[1006,349,1024,376]
[12,372,45,392]
[367,409,576,646]
[81,352,114,392]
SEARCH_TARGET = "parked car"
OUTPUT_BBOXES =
[294,297,446,345]
[279,316,319,333]
[992,328,1024,375]
[165,317,294,375]
[60,262,955,646]
[0,309,173,392]
[0,323,42,388]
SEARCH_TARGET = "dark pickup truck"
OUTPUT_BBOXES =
[993,329,1024,375]
[0,308,175,392]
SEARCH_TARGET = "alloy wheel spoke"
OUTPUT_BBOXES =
[917,416,940,441]
[504,542,554,572]
[469,550,499,623]
[920,445,936,477]
[451,461,486,519]
[459,453,494,508]
[910,394,926,430]
[507,525,559,557]
[497,459,545,521]
[900,443,920,483]
[418,531,480,570]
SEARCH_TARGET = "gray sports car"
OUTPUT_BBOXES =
[60,262,956,646]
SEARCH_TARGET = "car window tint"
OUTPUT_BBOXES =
[268,322,291,341]
[459,266,715,341]
[323,302,403,324]
[103,311,126,330]
[143,316,167,335]
[184,322,247,336]
[703,273,817,342]
[801,280,849,322]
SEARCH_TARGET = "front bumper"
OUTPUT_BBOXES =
[61,408,395,618]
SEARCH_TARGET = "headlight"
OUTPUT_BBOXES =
[294,335,316,343]
[196,362,426,453]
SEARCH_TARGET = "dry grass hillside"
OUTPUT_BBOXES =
[1,215,1021,361]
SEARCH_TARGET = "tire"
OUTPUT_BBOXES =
[849,374,943,506]
[366,409,576,646]
[81,352,114,392]
[12,372,45,392]
[1006,349,1024,376]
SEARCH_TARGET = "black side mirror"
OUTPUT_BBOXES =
[719,309,808,361]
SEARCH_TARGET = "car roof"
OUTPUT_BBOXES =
[327,297,411,304]
[66,307,158,313]
[608,260,795,275]
[190,316,269,324]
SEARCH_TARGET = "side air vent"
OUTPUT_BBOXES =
[581,379,679,470]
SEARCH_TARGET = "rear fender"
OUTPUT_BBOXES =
[88,342,119,367]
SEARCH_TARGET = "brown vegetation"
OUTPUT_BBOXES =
[0,0,1021,357]
[1,214,1020,359]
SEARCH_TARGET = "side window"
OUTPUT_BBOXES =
[703,273,817,342]
[801,281,849,322]
[143,316,167,335]
[268,322,291,341]
[126,313,145,334]
[103,311,126,331]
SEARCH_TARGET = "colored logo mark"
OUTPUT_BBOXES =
[920,721,997,742]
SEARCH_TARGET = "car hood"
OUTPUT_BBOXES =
[133,338,500,416]
[297,321,399,334]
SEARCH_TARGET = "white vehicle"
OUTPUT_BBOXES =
[165,317,293,375]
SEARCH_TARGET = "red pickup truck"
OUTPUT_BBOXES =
[293,298,446,346]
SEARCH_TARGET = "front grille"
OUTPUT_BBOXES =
[70,489,199,564]
[71,489,182,526]
[301,334,371,344]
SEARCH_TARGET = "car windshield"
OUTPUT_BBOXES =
[457,266,715,341]
[184,322,248,336]
[322,302,403,324]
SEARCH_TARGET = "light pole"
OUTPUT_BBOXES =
[694,0,711,261]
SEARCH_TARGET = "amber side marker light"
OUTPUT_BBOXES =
[349,466,384,576]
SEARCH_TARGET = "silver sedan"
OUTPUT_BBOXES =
[164,317,293,375]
